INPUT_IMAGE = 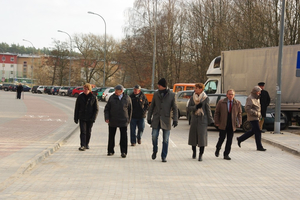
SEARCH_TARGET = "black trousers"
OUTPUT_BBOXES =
[79,120,93,147]
[216,129,234,156]
[238,120,263,149]
[108,126,128,154]
[17,92,22,99]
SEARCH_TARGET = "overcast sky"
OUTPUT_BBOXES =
[0,0,135,49]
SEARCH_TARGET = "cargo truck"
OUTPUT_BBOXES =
[204,44,300,125]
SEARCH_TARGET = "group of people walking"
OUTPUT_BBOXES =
[74,80,270,163]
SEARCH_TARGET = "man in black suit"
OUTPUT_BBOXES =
[258,82,270,132]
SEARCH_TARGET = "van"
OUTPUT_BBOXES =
[173,83,195,93]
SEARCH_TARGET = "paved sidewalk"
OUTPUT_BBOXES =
[0,91,78,190]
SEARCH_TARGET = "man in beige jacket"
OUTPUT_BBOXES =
[214,89,242,160]
[237,86,266,151]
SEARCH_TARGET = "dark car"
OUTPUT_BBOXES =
[43,86,52,94]
[2,83,14,91]
[22,85,31,92]
[186,93,287,131]
[67,86,77,96]
[31,85,39,93]
[49,86,60,95]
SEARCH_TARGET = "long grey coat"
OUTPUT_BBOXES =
[188,96,214,147]
[147,89,178,130]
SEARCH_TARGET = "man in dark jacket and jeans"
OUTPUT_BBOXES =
[74,83,99,151]
[104,84,132,158]
[129,85,149,146]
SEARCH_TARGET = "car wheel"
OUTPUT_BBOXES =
[242,119,252,132]
[4,88,8,91]
[61,92,65,96]
[74,93,79,98]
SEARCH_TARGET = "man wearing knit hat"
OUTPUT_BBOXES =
[237,86,266,151]
[147,78,178,162]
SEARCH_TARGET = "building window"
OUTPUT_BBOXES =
[10,57,14,61]
[11,65,14,68]
[1,56,5,61]
[11,71,13,74]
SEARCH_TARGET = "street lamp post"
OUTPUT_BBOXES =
[58,30,72,86]
[88,11,106,87]
[23,39,35,85]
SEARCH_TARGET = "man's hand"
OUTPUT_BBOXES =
[172,121,178,128]
[147,119,152,125]
[196,103,203,109]
[74,119,78,124]
[105,119,109,123]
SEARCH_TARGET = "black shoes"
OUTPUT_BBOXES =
[192,151,196,159]
[198,154,203,161]
[224,155,231,160]
[107,152,114,156]
[152,152,157,160]
[86,145,89,149]
[237,137,241,148]
[257,148,267,151]
[215,148,220,157]
[138,139,141,144]
[131,143,136,146]
[78,146,86,151]
[121,153,127,158]
[162,158,167,162]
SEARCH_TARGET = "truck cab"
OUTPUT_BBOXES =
[204,56,221,94]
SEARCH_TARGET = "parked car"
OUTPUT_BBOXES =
[37,86,46,94]
[0,84,2,90]
[43,86,53,94]
[58,86,70,96]
[67,86,77,96]
[186,93,287,131]
[31,85,39,93]
[8,84,17,91]
[2,83,14,91]
[72,87,84,97]
[22,85,31,92]
[102,87,115,102]
[97,87,107,101]
[49,86,60,95]
[176,90,193,119]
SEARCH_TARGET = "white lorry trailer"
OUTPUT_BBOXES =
[204,44,300,125]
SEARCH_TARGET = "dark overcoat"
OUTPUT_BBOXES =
[188,96,214,147]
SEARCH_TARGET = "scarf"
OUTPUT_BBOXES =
[193,92,207,116]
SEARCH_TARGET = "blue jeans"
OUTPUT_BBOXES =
[152,124,170,159]
[130,118,145,144]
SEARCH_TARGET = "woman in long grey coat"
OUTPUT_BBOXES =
[188,83,214,161]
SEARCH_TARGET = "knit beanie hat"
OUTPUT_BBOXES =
[158,78,167,87]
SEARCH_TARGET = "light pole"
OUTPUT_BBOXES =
[58,30,72,86]
[151,0,157,90]
[88,11,106,87]
[23,39,35,85]
[0,47,5,82]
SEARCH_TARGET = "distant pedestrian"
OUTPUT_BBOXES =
[74,83,99,151]
[16,83,23,99]
[104,84,132,158]
[258,82,270,132]
[187,83,214,161]
[129,85,149,146]
[147,78,178,163]
[214,89,242,160]
[237,86,266,151]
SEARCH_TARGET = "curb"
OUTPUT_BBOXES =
[20,125,79,174]
[261,137,300,157]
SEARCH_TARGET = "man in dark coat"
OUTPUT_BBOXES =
[129,85,149,146]
[147,78,178,163]
[104,84,132,158]
[258,82,270,132]
[16,83,23,99]
[74,83,99,151]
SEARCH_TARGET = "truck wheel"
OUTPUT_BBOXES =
[242,119,252,132]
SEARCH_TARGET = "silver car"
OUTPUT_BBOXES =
[175,90,194,119]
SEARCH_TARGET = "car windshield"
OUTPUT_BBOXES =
[234,96,247,106]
